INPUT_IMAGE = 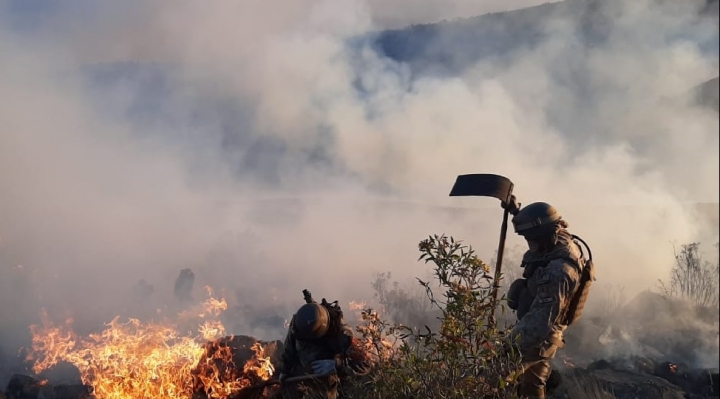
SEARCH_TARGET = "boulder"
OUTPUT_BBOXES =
[4,374,94,399]
[5,374,52,399]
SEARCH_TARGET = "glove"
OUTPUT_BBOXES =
[501,195,520,216]
[311,359,336,376]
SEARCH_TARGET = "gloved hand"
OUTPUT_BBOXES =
[501,195,520,216]
[311,359,336,376]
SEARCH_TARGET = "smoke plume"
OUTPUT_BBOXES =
[0,0,718,376]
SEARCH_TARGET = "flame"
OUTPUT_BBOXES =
[668,362,678,374]
[27,290,274,399]
[348,300,367,311]
[193,340,275,398]
[244,343,275,381]
[352,307,395,363]
[199,320,227,341]
[178,286,228,320]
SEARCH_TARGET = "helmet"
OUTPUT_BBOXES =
[293,303,330,340]
[511,202,562,237]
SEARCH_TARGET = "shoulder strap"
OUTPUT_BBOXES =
[571,234,593,262]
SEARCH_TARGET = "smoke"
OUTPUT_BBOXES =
[0,0,718,373]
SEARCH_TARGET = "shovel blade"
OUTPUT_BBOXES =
[449,174,514,203]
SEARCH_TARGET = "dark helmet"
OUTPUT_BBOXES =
[511,202,563,238]
[293,303,330,340]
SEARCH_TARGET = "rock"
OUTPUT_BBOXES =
[568,357,720,398]
[4,374,95,399]
[587,359,613,371]
[4,374,52,399]
[52,384,94,399]
[37,361,82,387]
[652,362,719,397]
[555,368,688,399]
[174,268,195,303]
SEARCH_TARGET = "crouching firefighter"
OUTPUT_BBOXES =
[277,289,372,399]
[505,202,596,399]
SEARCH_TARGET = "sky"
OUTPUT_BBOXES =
[0,0,718,351]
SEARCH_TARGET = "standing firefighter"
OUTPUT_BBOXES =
[277,289,372,399]
[506,202,596,399]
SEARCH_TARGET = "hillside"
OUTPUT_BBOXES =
[374,0,586,75]
[373,0,719,77]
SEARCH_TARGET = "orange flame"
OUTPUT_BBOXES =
[348,300,367,311]
[27,289,273,399]
[352,307,395,363]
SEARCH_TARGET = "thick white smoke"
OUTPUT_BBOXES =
[0,0,717,373]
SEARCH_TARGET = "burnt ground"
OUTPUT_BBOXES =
[546,290,719,399]
[547,358,719,399]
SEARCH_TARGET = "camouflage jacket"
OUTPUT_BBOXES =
[280,310,372,378]
[510,230,584,351]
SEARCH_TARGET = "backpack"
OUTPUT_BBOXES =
[562,234,597,326]
[319,298,345,334]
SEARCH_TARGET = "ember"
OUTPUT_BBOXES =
[25,288,274,399]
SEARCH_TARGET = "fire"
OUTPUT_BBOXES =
[244,343,275,381]
[348,300,367,311]
[352,307,396,363]
[193,340,275,398]
[26,288,274,399]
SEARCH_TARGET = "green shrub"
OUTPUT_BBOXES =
[346,234,523,399]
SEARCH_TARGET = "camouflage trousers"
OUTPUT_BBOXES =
[277,374,341,399]
[518,341,559,399]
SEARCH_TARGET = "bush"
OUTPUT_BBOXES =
[346,234,523,399]
[369,271,438,331]
[658,242,719,309]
